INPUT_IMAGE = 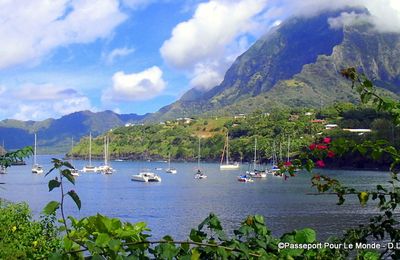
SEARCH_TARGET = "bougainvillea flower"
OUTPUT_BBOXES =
[284,161,292,166]
[327,150,335,158]
[309,143,316,150]
[323,137,331,144]
[316,145,328,150]
[315,160,325,168]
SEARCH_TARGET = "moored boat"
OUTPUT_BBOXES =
[131,171,162,182]
[32,133,44,174]
[220,132,240,170]
[238,175,254,182]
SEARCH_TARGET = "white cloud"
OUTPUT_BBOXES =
[104,47,135,64]
[262,0,400,33]
[160,0,267,69]
[0,0,126,69]
[103,66,166,101]
[0,83,93,120]
[160,0,268,90]
[328,11,370,29]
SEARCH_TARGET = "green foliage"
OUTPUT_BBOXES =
[72,111,321,164]
[0,146,33,168]
[0,200,61,259]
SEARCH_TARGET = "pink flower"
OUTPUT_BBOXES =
[315,160,325,168]
[327,150,335,158]
[284,161,292,166]
[309,143,316,150]
[316,145,328,150]
[323,137,331,144]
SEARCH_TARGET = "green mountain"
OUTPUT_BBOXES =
[148,9,400,121]
[0,110,146,153]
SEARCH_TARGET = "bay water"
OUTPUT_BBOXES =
[0,155,389,241]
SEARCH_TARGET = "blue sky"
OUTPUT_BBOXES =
[0,0,398,121]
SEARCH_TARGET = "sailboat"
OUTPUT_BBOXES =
[165,152,177,174]
[267,140,280,175]
[247,137,266,178]
[69,137,79,177]
[98,135,114,174]
[81,132,98,173]
[194,137,207,179]
[31,133,44,174]
[219,132,239,170]
[0,141,6,174]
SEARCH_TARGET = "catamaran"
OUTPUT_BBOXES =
[98,135,114,174]
[219,132,239,170]
[32,133,44,174]
[131,170,162,182]
[81,132,98,173]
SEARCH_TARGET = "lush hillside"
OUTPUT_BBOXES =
[0,110,146,153]
[71,103,399,169]
[71,109,325,163]
[147,9,400,121]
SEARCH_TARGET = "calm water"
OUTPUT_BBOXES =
[0,155,390,241]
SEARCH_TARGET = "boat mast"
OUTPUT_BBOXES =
[71,137,74,166]
[287,135,290,162]
[253,137,257,170]
[89,132,92,167]
[34,133,37,165]
[168,152,171,169]
[197,137,201,170]
[226,133,229,165]
[104,136,108,166]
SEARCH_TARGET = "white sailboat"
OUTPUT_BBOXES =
[32,133,44,174]
[165,152,177,174]
[194,137,207,179]
[247,137,266,178]
[219,132,239,170]
[98,135,114,174]
[81,132,98,173]
[70,137,79,177]
[0,141,6,174]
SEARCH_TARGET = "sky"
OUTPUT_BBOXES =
[0,0,399,121]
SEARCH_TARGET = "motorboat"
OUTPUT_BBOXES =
[32,164,44,174]
[238,175,254,182]
[70,169,80,177]
[166,168,177,174]
[248,170,267,178]
[194,171,207,179]
[131,171,162,182]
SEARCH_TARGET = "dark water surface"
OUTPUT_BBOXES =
[0,155,390,241]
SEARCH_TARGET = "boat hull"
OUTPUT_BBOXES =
[219,164,240,170]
